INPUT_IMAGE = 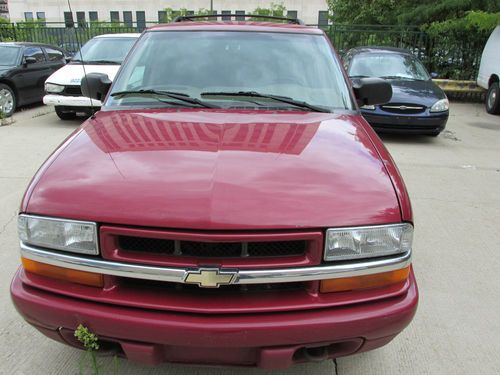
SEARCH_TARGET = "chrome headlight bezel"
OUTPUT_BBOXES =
[324,223,413,261]
[430,98,449,112]
[45,83,65,94]
[18,214,99,255]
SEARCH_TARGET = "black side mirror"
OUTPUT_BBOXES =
[351,77,392,107]
[24,56,37,66]
[81,73,112,102]
[431,72,439,79]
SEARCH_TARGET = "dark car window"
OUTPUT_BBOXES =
[349,53,430,81]
[0,46,21,66]
[44,47,64,62]
[108,31,352,111]
[23,46,46,63]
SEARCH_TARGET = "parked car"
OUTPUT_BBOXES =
[11,15,417,369]
[44,33,140,120]
[477,26,500,115]
[0,42,67,117]
[344,47,449,136]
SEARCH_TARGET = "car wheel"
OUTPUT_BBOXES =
[486,82,500,115]
[55,106,77,120]
[0,83,16,117]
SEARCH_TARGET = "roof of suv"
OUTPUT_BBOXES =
[148,21,323,34]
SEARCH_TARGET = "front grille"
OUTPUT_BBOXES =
[380,103,425,114]
[118,235,307,258]
[121,277,305,294]
[62,85,82,96]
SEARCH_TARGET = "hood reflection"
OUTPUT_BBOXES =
[85,110,320,155]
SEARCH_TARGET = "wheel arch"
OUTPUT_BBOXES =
[488,74,499,87]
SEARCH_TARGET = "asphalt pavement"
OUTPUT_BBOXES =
[0,103,499,374]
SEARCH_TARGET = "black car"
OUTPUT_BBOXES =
[344,47,449,136]
[0,42,67,117]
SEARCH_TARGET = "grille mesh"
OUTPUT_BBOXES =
[118,236,306,258]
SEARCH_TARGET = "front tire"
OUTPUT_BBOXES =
[0,83,16,117]
[55,106,77,120]
[486,82,500,115]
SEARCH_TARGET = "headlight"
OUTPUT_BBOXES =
[361,104,375,110]
[324,223,413,261]
[430,98,449,112]
[45,83,65,94]
[18,215,99,255]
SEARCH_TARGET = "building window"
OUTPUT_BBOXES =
[64,11,74,27]
[186,10,195,16]
[76,11,86,27]
[318,11,329,26]
[110,11,119,23]
[221,10,231,21]
[24,12,33,21]
[123,11,133,27]
[136,11,145,29]
[36,12,46,25]
[235,10,245,21]
[158,11,166,23]
[287,10,298,20]
[89,11,98,23]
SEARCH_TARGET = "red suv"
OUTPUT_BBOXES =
[11,15,417,369]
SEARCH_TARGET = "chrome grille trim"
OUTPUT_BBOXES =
[20,242,411,285]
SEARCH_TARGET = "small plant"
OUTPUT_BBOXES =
[74,324,120,375]
[75,324,100,375]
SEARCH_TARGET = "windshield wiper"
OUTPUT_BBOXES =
[380,75,422,81]
[200,91,330,113]
[86,60,121,65]
[110,89,219,109]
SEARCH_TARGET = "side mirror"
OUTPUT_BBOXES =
[431,72,439,79]
[81,73,112,101]
[351,77,392,107]
[24,56,37,66]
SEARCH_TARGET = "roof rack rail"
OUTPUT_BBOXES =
[172,14,305,25]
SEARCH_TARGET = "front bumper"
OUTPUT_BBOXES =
[43,94,102,108]
[362,111,448,134]
[11,267,418,369]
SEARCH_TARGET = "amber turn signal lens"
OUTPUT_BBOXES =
[320,266,410,293]
[21,257,104,288]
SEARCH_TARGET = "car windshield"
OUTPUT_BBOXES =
[107,31,353,111]
[349,53,430,81]
[0,46,21,66]
[72,37,137,64]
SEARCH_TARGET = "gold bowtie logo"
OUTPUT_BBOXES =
[184,268,237,288]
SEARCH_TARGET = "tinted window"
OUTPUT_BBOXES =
[108,31,352,111]
[0,46,21,66]
[349,53,430,81]
[23,46,46,63]
[45,47,64,62]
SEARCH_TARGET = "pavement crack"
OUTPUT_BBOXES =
[333,358,339,374]
[0,211,17,236]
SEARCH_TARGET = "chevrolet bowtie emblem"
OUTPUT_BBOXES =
[184,268,238,288]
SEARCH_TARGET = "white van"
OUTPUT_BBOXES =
[44,33,140,119]
[477,26,500,115]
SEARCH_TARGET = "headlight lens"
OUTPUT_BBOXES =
[18,215,99,255]
[324,223,413,261]
[430,98,449,112]
[45,83,65,93]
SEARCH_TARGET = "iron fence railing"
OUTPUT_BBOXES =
[0,22,491,80]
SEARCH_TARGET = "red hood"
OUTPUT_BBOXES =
[24,109,401,230]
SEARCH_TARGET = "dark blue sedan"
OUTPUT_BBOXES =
[344,47,449,136]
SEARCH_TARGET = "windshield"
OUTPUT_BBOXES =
[72,37,137,64]
[349,53,430,81]
[0,46,21,66]
[107,31,353,111]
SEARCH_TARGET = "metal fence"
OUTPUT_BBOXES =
[0,22,491,80]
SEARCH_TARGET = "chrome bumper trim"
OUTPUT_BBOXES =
[20,242,411,285]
